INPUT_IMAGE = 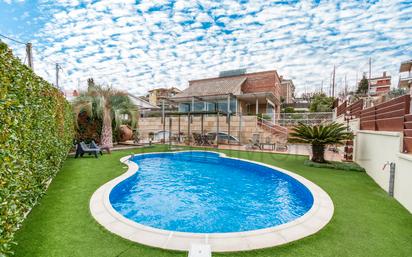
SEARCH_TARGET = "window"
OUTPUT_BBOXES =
[194,102,205,111]
[179,103,190,112]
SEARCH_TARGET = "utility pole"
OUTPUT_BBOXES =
[55,63,61,89]
[368,57,371,97]
[355,71,358,90]
[344,74,348,97]
[26,42,33,69]
[320,80,323,94]
[332,65,336,98]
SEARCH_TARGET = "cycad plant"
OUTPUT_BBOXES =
[288,122,352,163]
[72,79,138,149]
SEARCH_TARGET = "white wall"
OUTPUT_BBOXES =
[394,154,412,213]
[355,130,412,213]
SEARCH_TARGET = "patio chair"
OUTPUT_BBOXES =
[275,135,288,152]
[246,134,261,150]
[192,133,202,145]
[201,134,212,146]
[75,141,100,158]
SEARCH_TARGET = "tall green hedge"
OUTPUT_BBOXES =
[0,42,74,256]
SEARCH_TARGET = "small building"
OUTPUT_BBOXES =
[368,71,391,96]
[284,98,310,112]
[280,77,295,104]
[399,60,412,93]
[128,94,159,111]
[148,87,181,109]
[170,69,282,122]
[63,89,79,102]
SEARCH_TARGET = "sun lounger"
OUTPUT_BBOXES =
[75,141,100,158]
[90,140,104,155]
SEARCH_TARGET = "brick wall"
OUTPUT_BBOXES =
[241,71,281,101]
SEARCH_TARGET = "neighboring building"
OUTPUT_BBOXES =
[63,89,79,102]
[128,94,159,111]
[399,60,412,93]
[170,69,282,121]
[280,76,295,104]
[148,87,181,109]
[368,71,391,96]
[284,98,310,112]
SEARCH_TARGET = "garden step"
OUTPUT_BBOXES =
[404,137,412,153]
[405,121,412,129]
[404,129,412,137]
[405,114,412,122]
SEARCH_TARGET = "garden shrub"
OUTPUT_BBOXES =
[0,42,74,256]
[304,160,365,172]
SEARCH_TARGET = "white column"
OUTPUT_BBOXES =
[227,94,231,114]
[255,98,259,115]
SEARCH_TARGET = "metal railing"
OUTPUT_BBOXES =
[278,112,333,126]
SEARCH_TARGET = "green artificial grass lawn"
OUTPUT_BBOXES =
[12,145,412,257]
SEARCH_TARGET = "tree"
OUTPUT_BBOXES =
[309,93,334,112]
[357,75,369,95]
[288,122,352,163]
[72,79,138,149]
[387,88,407,98]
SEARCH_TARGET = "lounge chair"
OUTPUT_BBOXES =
[90,140,104,155]
[75,141,100,158]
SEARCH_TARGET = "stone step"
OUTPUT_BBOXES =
[404,137,412,153]
[405,114,412,122]
[404,129,412,137]
[405,121,412,129]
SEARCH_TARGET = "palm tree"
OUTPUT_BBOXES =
[288,122,352,163]
[72,79,138,149]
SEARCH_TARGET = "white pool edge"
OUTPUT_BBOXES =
[89,150,334,252]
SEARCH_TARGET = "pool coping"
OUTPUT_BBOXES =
[89,150,334,252]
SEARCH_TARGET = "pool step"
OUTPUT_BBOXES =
[188,244,211,257]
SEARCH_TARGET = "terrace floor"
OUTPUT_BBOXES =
[13,145,412,257]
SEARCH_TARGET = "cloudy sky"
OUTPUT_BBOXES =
[1,0,411,96]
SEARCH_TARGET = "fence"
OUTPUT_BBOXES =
[360,95,410,131]
[336,99,363,118]
[278,112,334,126]
[336,94,412,153]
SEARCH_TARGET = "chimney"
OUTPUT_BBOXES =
[383,71,386,77]
[280,75,283,81]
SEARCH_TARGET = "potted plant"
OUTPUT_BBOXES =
[288,122,352,163]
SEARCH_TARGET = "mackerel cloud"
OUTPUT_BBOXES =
[6,0,412,95]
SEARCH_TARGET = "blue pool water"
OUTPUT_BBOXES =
[109,151,314,233]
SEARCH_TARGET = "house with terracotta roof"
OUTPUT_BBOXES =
[170,69,282,122]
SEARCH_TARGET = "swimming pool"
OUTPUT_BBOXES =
[90,151,334,252]
[109,151,313,233]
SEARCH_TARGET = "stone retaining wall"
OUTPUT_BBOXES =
[138,115,276,144]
